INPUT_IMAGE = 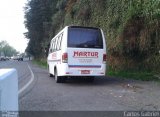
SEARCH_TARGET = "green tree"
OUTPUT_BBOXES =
[24,0,58,59]
[0,41,18,57]
[24,0,160,71]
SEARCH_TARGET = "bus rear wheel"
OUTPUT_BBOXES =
[54,69,66,83]
[49,73,53,77]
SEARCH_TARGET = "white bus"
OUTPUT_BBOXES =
[47,26,107,83]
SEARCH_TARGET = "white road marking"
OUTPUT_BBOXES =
[18,63,35,95]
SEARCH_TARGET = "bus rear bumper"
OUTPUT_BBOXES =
[58,68,106,76]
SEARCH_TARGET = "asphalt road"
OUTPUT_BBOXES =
[0,60,160,111]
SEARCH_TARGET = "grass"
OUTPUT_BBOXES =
[32,59,159,81]
[32,59,47,69]
[107,69,159,81]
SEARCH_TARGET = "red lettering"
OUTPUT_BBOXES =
[52,53,56,59]
[73,51,79,57]
[84,52,87,57]
[95,52,98,57]
[79,52,83,56]
[91,52,94,56]
[88,52,91,56]
[73,51,98,58]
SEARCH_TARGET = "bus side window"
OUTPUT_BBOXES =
[53,39,56,52]
[56,34,62,51]
[59,33,63,50]
[49,32,63,53]
[49,40,53,53]
[55,36,59,51]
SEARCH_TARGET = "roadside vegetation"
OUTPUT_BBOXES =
[24,0,160,81]
[0,41,18,57]
[108,68,159,81]
[32,59,47,69]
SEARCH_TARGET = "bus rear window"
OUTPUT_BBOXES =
[68,27,103,48]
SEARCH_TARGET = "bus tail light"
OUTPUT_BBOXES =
[62,53,68,63]
[103,54,107,63]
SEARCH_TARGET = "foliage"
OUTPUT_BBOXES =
[24,0,160,72]
[32,59,47,69]
[108,68,159,81]
[0,41,18,57]
[24,0,57,59]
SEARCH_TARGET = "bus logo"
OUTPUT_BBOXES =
[73,51,98,58]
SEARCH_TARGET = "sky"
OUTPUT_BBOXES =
[0,0,28,53]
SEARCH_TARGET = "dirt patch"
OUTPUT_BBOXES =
[121,83,143,92]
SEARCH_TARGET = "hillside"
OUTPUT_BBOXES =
[24,0,160,72]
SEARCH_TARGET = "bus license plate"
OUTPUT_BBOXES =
[81,70,90,74]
